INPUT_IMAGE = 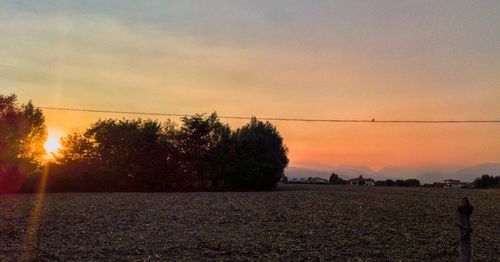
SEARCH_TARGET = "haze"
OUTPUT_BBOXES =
[1,1,499,179]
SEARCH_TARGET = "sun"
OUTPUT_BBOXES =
[44,130,63,157]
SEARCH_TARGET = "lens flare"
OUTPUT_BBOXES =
[21,164,50,260]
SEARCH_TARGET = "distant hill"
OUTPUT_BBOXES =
[286,164,386,181]
[455,163,500,182]
[416,172,449,183]
[286,163,500,183]
[285,166,332,179]
[378,165,459,183]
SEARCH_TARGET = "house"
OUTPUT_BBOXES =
[349,175,375,186]
[288,177,307,184]
[442,179,463,189]
[306,177,329,184]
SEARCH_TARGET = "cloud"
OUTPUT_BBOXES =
[1,4,498,169]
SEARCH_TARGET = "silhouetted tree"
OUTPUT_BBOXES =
[229,118,288,190]
[176,113,232,190]
[48,131,101,192]
[404,179,421,187]
[53,119,176,191]
[15,105,291,192]
[0,94,47,193]
[56,131,96,164]
[395,179,406,187]
[376,178,420,187]
[329,173,343,184]
[357,175,366,185]
[383,179,394,186]
[473,174,498,189]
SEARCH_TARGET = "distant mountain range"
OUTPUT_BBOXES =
[285,163,500,183]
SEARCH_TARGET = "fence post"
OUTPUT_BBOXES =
[458,197,473,262]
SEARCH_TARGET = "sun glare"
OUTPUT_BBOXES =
[44,130,62,157]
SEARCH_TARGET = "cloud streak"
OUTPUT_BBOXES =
[1,1,499,170]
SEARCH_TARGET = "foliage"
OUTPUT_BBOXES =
[21,110,288,192]
[0,94,47,193]
[473,174,499,189]
[404,179,421,187]
[176,113,232,190]
[384,179,395,186]
[0,95,289,193]
[374,178,420,187]
[228,118,289,190]
[52,119,179,191]
[329,173,344,184]
[350,175,367,185]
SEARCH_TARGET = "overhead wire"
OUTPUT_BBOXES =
[39,106,500,124]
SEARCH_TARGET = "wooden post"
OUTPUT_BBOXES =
[458,197,473,262]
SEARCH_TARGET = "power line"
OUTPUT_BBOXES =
[39,106,500,124]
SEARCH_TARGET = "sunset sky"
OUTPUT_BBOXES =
[1,1,499,172]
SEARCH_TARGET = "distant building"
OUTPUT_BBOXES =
[288,177,307,184]
[287,177,328,184]
[442,179,464,189]
[349,175,375,186]
[307,177,329,184]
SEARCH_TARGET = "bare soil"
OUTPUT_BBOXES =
[1,185,499,261]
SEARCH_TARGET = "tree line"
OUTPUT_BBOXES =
[328,173,422,187]
[0,94,288,193]
[328,173,499,188]
[472,175,500,189]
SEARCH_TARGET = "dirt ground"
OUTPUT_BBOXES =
[1,185,499,261]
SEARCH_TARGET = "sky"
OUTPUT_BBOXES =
[1,1,499,174]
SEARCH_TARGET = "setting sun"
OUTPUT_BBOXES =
[44,130,62,157]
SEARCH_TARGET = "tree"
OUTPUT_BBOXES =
[357,175,366,186]
[404,179,421,187]
[473,174,498,189]
[230,118,289,190]
[384,179,395,186]
[0,94,47,193]
[56,131,96,164]
[329,173,343,184]
[54,119,176,191]
[395,179,405,187]
[19,110,291,192]
[176,113,232,190]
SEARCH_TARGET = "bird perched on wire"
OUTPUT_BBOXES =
[372,118,375,122]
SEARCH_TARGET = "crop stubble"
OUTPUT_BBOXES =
[1,185,499,261]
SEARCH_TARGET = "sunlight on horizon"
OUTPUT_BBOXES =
[44,129,63,158]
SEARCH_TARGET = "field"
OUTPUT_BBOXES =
[1,185,499,261]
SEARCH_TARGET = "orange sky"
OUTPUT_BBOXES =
[39,110,499,170]
[1,1,499,171]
